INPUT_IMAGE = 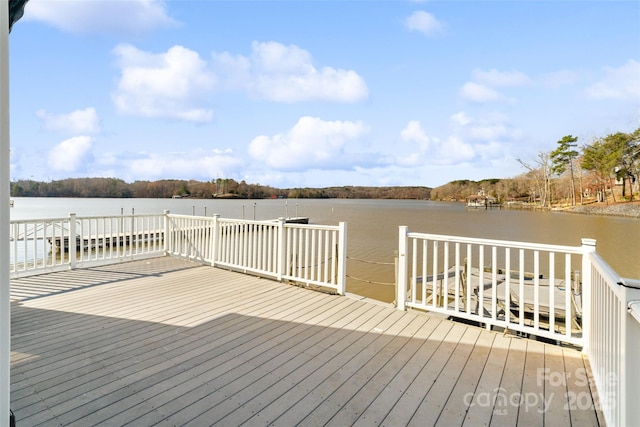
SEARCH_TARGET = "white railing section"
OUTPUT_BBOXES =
[74,213,165,267]
[213,217,282,278]
[583,253,640,427]
[210,217,347,294]
[165,214,214,263]
[396,226,587,347]
[9,212,347,294]
[10,213,166,278]
[10,217,71,276]
[281,222,347,292]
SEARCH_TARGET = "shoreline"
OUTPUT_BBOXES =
[561,201,640,219]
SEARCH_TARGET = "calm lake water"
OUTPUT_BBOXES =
[10,197,640,303]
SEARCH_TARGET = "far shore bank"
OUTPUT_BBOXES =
[445,199,640,219]
[563,201,640,218]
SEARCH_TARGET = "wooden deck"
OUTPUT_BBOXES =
[10,257,602,426]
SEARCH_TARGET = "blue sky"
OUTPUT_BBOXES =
[7,0,640,188]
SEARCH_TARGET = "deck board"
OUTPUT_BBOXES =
[10,257,600,426]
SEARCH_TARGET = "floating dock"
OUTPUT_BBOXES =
[49,231,164,253]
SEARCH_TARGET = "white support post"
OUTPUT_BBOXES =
[623,285,640,424]
[336,222,347,296]
[276,219,285,281]
[0,1,11,424]
[163,210,169,256]
[210,214,219,267]
[581,238,596,352]
[69,213,77,270]
[397,226,409,311]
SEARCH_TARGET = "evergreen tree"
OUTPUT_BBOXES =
[551,135,579,205]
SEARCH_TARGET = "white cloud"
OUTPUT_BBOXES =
[25,0,178,35]
[450,111,518,142]
[126,149,243,181]
[248,116,369,170]
[405,11,444,36]
[459,82,503,103]
[450,111,471,126]
[399,121,474,165]
[471,69,530,87]
[585,60,640,100]
[213,41,369,103]
[459,68,529,104]
[468,124,508,140]
[36,108,100,134]
[112,44,215,122]
[540,70,579,88]
[400,120,430,150]
[397,115,517,168]
[47,136,93,172]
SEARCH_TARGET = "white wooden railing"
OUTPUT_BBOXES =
[10,213,165,277]
[396,225,640,426]
[396,226,587,346]
[583,253,640,427]
[166,214,347,294]
[9,212,347,295]
[7,214,640,425]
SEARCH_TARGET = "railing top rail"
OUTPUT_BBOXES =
[216,218,281,225]
[589,251,621,283]
[620,277,640,290]
[629,301,640,325]
[10,216,70,224]
[284,223,340,231]
[406,231,584,254]
[166,213,214,221]
[77,213,165,220]
[11,213,167,223]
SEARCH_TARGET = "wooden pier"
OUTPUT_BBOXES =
[10,257,602,426]
[48,231,164,253]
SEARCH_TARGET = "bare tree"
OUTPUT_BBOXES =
[517,152,553,207]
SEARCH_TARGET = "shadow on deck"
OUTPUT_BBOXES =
[10,257,603,426]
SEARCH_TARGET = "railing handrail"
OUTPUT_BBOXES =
[11,213,164,223]
[9,216,70,224]
[407,231,584,254]
[167,213,216,221]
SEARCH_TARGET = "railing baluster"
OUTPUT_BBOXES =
[504,248,511,325]
[549,252,555,334]
[432,240,438,309]
[415,238,420,305]
[478,245,484,320]
[519,249,525,327]
[454,242,460,312]
[444,241,449,310]
[565,254,572,339]
[466,244,472,314]
[491,246,497,322]
[533,250,540,330]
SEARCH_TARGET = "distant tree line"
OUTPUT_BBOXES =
[10,177,431,200]
[431,127,640,206]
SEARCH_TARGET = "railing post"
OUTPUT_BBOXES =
[69,213,77,270]
[276,218,285,281]
[621,280,640,425]
[336,222,347,296]
[397,226,409,311]
[163,210,170,256]
[210,214,219,267]
[581,238,596,352]
[0,3,10,422]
